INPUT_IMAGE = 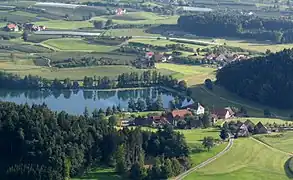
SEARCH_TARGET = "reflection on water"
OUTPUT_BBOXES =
[0,88,188,115]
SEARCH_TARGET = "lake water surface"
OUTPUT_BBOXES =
[0,88,192,115]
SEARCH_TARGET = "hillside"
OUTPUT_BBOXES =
[216,48,293,109]
[184,138,291,180]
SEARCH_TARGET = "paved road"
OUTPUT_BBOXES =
[174,137,234,180]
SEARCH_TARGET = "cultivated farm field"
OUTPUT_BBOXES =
[42,38,118,52]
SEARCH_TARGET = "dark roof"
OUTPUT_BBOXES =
[255,122,267,129]
[182,103,203,109]
[212,109,229,117]
[244,119,255,126]
[171,109,192,118]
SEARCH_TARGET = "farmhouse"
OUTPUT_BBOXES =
[254,122,268,134]
[116,8,126,15]
[167,109,192,125]
[236,124,250,137]
[212,107,234,119]
[25,23,46,32]
[145,51,154,59]
[182,103,205,115]
[6,23,19,32]
[148,116,169,127]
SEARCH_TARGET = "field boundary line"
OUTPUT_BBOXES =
[174,138,234,180]
[251,137,292,156]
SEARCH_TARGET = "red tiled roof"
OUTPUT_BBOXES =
[7,24,17,29]
[146,52,154,56]
[171,109,191,118]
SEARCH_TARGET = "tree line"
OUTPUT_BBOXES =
[178,12,293,43]
[0,101,190,180]
[216,48,293,109]
[0,71,188,92]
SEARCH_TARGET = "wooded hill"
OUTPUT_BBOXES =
[216,48,293,109]
[0,101,190,180]
[177,12,293,43]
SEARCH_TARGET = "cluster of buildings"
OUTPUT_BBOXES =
[5,23,46,32]
[145,51,173,62]
[115,8,127,16]
[205,53,249,63]
[120,103,238,128]
[235,120,268,137]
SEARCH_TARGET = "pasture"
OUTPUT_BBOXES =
[215,38,293,53]
[91,12,179,25]
[42,38,117,52]
[255,131,293,153]
[233,117,290,125]
[155,63,216,84]
[34,20,93,29]
[184,138,291,180]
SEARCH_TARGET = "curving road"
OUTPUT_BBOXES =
[174,137,234,180]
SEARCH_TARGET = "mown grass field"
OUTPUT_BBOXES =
[155,63,216,85]
[91,12,179,25]
[184,138,291,180]
[43,38,117,52]
[214,38,293,53]
[255,131,293,153]
[34,20,93,29]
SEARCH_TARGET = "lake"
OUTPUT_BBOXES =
[0,88,193,115]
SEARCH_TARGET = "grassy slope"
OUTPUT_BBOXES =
[214,38,293,53]
[255,131,293,153]
[232,117,290,125]
[155,63,216,85]
[43,38,117,52]
[184,138,291,180]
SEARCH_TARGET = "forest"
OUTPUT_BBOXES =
[0,101,190,180]
[0,71,188,92]
[177,12,293,43]
[216,48,293,109]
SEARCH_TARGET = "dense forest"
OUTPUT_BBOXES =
[0,101,190,180]
[0,71,188,92]
[178,12,293,43]
[216,48,293,109]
